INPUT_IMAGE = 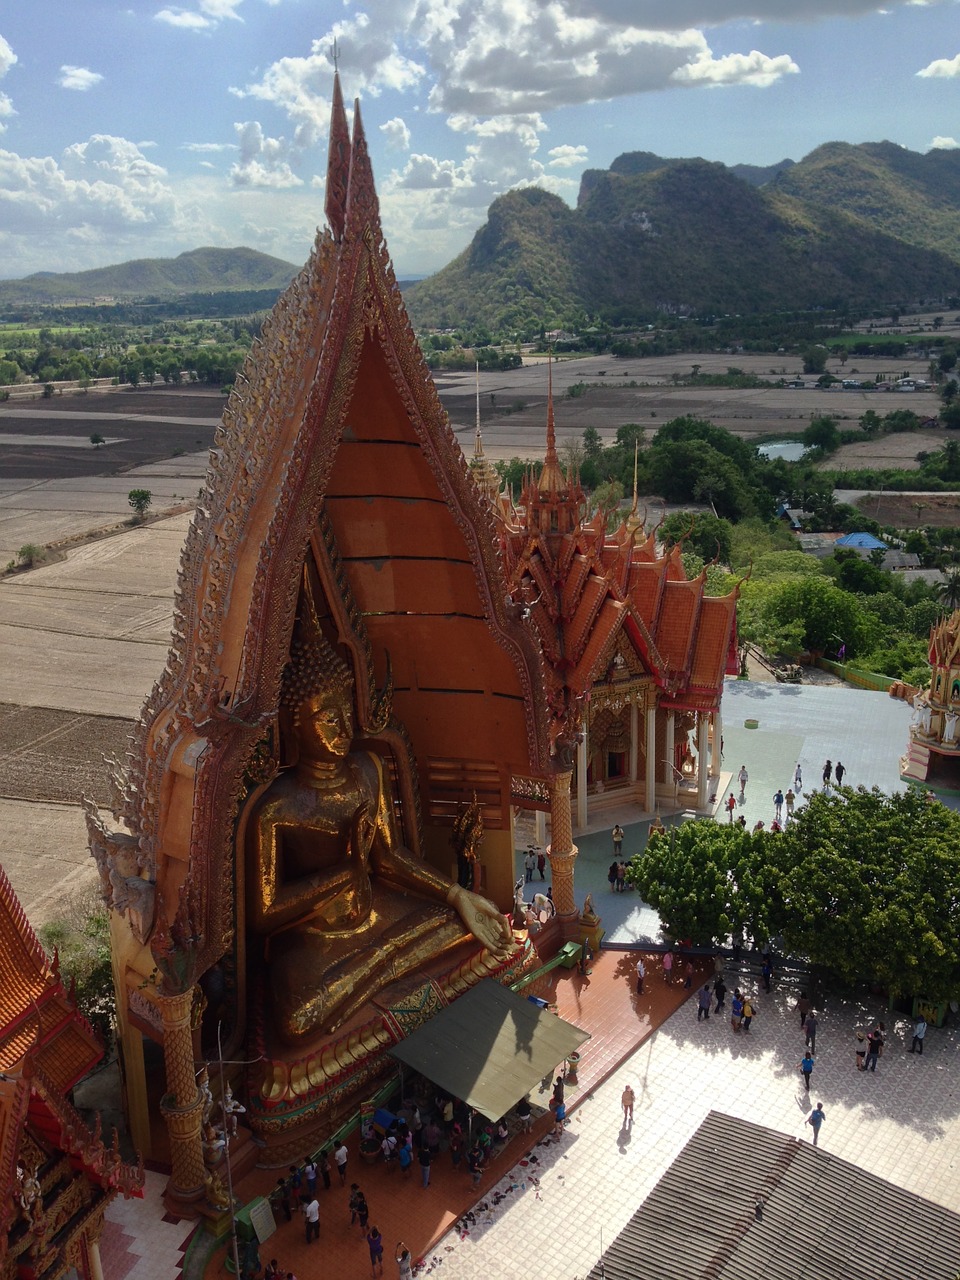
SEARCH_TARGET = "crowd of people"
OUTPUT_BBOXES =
[725,758,849,833]
[263,1086,548,1277]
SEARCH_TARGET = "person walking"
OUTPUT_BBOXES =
[730,990,744,1033]
[726,792,737,822]
[855,1031,867,1071]
[822,760,832,786]
[418,1145,433,1188]
[524,849,536,883]
[303,1156,317,1198]
[795,991,811,1028]
[806,1103,825,1146]
[835,761,845,786]
[713,974,727,1014]
[608,860,619,892]
[773,790,784,822]
[799,1051,815,1093]
[318,1148,331,1191]
[348,1184,363,1229]
[662,949,674,983]
[697,983,712,1022]
[334,1140,348,1185]
[398,1143,412,1178]
[910,1014,928,1055]
[367,1227,384,1278]
[804,1010,817,1055]
[616,861,627,893]
[302,1193,320,1244]
[865,1023,884,1072]
[761,957,772,994]
[742,996,755,1033]
[635,956,646,995]
[356,1190,370,1236]
[738,765,749,793]
[467,1142,483,1185]
[794,763,803,792]
[553,1099,567,1143]
[683,959,695,989]
[274,1176,292,1222]
[785,788,795,820]
[612,823,624,856]
[621,1085,635,1125]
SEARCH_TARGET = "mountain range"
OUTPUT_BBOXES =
[405,141,960,331]
[0,247,298,305]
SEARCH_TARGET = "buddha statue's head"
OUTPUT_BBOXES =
[281,621,356,763]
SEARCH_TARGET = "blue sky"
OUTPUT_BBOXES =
[0,1,957,280]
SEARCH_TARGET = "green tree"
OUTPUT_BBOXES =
[16,543,46,568]
[802,416,840,453]
[802,346,828,374]
[937,568,960,611]
[38,889,114,1048]
[660,511,733,565]
[128,488,153,520]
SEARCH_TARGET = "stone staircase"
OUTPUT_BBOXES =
[901,739,931,782]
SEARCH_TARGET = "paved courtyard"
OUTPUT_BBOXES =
[518,679,916,947]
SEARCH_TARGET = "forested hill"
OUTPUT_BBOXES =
[404,142,960,332]
[0,247,299,304]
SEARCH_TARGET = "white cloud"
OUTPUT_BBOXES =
[917,52,960,77]
[929,135,960,149]
[672,50,799,87]
[548,144,588,168]
[59,66,104,91]
[155,0,244,31]
[0,34,16,130]
[380,116,411,149]
[229,120,304,188]
[182,141,239,152]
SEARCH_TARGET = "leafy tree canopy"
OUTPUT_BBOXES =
[629,788,960,1000]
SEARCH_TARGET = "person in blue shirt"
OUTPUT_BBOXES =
[799,1052,815,1092]
[806,1102,825,1146]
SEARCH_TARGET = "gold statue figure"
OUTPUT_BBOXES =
[248,594,514,1043]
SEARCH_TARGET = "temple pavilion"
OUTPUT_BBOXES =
[0,866,143,1280]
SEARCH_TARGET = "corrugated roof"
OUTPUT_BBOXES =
[587,1110,960,1280]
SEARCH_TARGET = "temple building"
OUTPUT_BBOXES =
[494,370,739,834]
[0,866,143,1280]
[902,609,960,786]
[87,76,551,1207]
[86,73,736,1212]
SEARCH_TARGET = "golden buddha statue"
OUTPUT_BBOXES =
[247,612,514,1044]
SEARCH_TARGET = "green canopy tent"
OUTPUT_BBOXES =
[386,979,590,1123]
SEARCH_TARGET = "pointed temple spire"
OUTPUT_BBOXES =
[325,71,350,241]
[538,354,564,497]
[469,360,500,501]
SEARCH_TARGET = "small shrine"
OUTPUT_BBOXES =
[496,377,740,834]
[0,866,143,1280]
[902,609,960,786]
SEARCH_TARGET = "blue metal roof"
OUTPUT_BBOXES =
[835,532,888,549]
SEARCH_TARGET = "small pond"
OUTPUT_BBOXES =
[758,440,807,462]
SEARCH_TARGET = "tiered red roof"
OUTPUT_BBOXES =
[498,399,738,717]
[0,865,143,1271]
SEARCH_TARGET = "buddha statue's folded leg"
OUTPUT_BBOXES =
[270,903,472,1043]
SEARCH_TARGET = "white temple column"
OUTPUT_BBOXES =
[645,702,657,813]
[711,710,723,778]
[629,699,639,783]
[576,727,588,831]
[535,809,546,847]
[697,712,710,809]
[665,710,675,787]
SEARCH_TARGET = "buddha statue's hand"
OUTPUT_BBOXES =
[447,884,514,957]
